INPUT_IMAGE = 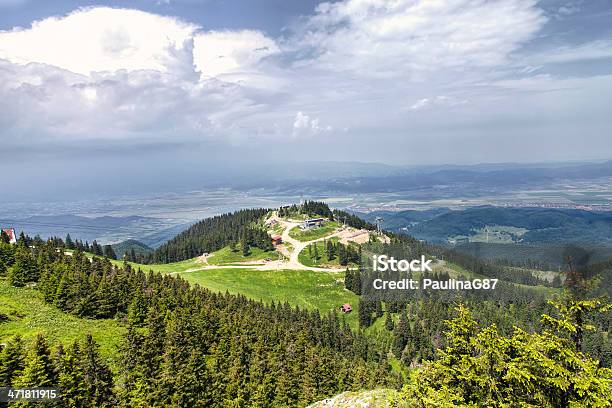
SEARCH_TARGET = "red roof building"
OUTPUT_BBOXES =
[271,235,283,245]
[1,228,16,244]
[340,303,352,313]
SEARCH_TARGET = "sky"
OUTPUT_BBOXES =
[1,0,612,198]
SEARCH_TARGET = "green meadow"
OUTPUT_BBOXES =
[0,279,125,364]
[206,245,279,264]
[176,268,359,326]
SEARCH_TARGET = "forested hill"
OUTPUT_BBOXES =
[145,208,272,263]
[390,206,612,244]
[0,239,395,406]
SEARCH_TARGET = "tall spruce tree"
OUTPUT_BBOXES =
[14,334,55,387]
[65,234,75,250]
[56,341,87,407]
[8,247,38,287]
[0,335,25,385]
[103,245,117,260]
[81,334,115,407]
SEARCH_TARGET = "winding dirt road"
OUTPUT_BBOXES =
[178,218,348,274]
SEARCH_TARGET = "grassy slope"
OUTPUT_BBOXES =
[108,257,201,274]
[207,245,278,264]
[298,237,358,268]
[299,237,339,267]
[176,268,359,327]
[289,221,339,242]
[0,279,125,363]
[104,245,279,273]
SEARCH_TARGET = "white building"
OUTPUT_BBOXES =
[2,228,17,244]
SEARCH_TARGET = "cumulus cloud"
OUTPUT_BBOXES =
[0,7,285,148]
[0,1,610,165]
[0,7,197,76]
[292,111,331,138]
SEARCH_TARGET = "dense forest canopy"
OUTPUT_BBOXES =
[144,208,273,264]
[0,238,396,407]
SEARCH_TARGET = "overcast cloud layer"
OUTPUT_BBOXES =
[1,0,611,194]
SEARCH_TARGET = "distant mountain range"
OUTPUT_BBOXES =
[361,206,612,245]
[268,160,612,195]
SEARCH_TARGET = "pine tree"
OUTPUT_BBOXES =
[17,232,27,247]
[352,269,362,295]
[402,302,612,406]
[299,347,320,406]
[171,348,211,407]
[91,241,103,256]
[385,312,395,331]
[8,247,39,287]
[0,335,25,385]
[14,334,55,387]
[375,300,383,318]
[127,289,148,326]
[81,334,115,407]
[392,310,409,357]
[344,269,353,291]
[326,240,334,261]
[0,241,15,275]
[65,234,75,250]
[103,245,117,260]
[242,242,250,257]
[338,244,347,265]
[56,340,87,407]
[247,340,274,407]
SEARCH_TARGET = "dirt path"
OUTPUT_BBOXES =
[280,219,347,270]
[176,219,349,275]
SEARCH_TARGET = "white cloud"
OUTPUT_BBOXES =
[0,7,286,147]
[409,95,468,110]
[0,1,610,164]
[193,30,279,78]
[527,40,612,65]
[0,7,197,76]
[296,0,547,77]
[557,1,583,17]
[292,111,331,138]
